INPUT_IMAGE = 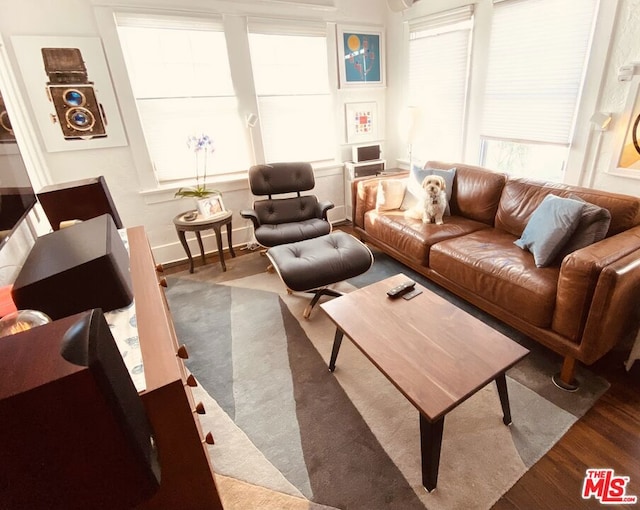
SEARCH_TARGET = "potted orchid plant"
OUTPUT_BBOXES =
[174,133,221,198]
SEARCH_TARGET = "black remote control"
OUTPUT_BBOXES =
[387,279,416,299]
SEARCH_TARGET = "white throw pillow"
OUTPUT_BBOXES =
[376,179,407,211]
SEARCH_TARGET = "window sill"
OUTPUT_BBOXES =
[140,161,344,205]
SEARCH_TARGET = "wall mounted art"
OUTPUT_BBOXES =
[345,102,378,144]
[12,36,127,152]
[337,26,385,88]
[609,75,640,177]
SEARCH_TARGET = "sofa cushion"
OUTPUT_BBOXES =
[426,161,506,225]
[514,194,585,267]
[430,229,560,327]
[401,164,456,215]
[555,194,612,262]
[495,176,640,238]
[375,179,406,211]
[364,209,489,266]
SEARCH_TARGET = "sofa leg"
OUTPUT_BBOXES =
[552,356,579,392]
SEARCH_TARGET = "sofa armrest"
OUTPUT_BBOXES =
[553,225,640,350]
[580,249,640,363]
[352,173,408,228]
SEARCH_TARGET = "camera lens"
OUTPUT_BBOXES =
[65,107,95,131]
[63,89,85,107]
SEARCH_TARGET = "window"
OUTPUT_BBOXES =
[116,17,251,183]
[248,22,335,163]
[407,7,474,163]
[480,0,598,180]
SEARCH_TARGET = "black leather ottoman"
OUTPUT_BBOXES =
[267,232,373,318]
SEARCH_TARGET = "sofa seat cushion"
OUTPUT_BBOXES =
[430,229,560,327]
[364,209,489,266]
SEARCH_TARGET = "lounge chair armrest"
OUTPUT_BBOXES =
[240,209,261,229]
[317,200,335,220]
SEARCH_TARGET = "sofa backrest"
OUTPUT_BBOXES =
[495,177,640,237]
[426,161,507,226]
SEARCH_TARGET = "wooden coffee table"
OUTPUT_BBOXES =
[320,273,529,492]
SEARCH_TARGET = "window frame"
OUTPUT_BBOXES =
[463,0,620,185]
[93,7,340,200]
[405,6,474,163]
[246,22,337,165]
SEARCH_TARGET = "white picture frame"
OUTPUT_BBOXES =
[197,195,225,219]
[337,25,385,88]
[345,102,378,144]
[608,76,640,178]
[11,36,127,152]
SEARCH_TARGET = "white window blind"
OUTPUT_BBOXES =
[408,7,473,162]
[481,0,598,144]
[248,20,334,163]
[116,16,251,181]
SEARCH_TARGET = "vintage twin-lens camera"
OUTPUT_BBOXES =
[0,93,16,143]
[41,47,107,140]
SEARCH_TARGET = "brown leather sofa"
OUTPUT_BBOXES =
[352,161,640,389]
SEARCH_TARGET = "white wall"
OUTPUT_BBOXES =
[0,0,386,266]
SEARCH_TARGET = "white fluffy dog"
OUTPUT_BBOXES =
[420,175,448,225]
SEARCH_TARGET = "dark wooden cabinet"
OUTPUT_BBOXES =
[127,226,223,510]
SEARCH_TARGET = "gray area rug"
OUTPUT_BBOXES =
[165,248,609,509]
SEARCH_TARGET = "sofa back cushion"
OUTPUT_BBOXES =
[496,177,640,237]
[425,161,507,225]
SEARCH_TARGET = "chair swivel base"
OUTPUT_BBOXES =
[302,288,343,319]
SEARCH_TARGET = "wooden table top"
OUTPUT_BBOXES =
[320,273,529,421]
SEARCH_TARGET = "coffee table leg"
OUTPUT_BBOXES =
[420,413,444,492]
[495,373,512,425]
[328,328,344,372]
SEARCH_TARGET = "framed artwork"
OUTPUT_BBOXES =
[345,102,378,144]
[609,76,640,178]
[197,195,225,219]
[11,36,127,152]
[337,26,385,88]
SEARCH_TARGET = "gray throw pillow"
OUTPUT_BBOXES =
[514,194,586,268]
[554,194,611,261]
[400,164,456,215]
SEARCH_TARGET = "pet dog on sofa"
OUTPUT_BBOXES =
[421,175,447,224]
[404,175,447,225]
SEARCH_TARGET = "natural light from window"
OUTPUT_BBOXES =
[117,24,251,182]
[248,32,335,163]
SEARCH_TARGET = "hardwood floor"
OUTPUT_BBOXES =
[494,341,640,509]
[164,230,640,509]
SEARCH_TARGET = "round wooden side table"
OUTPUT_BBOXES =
[173,210,236,273]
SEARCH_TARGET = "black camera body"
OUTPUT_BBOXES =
[41,47,107,140]
[0,93,16,143]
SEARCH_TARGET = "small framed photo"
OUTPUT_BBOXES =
[337,25,385,88]
[197,195,225,219]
